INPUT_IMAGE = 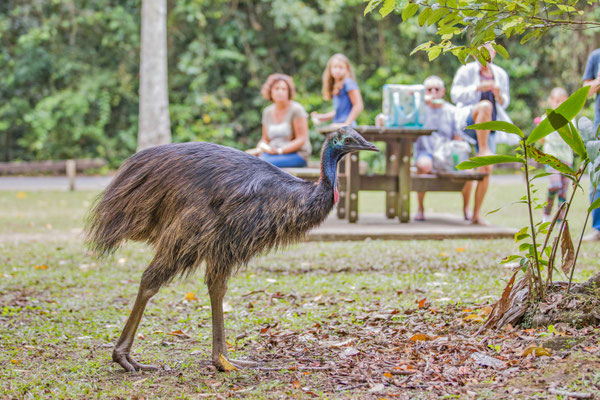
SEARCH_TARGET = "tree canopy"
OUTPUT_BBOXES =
[1,0,598,164]
[366,0,600,64]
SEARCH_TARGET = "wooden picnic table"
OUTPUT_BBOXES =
[319,125,434,223]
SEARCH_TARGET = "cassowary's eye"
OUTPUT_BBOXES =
[344,138,351,144]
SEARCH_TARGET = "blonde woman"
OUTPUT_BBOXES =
[311,53,363,128]
[248,73,311,168]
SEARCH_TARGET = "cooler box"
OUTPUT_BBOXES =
[382,84,426,128]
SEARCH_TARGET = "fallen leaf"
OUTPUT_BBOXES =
[33,265,48,270]
[471,352,506,369]
[522,346,552,357]
[456,247,465,252]
[167,330,191,338]
[439,252,448,257]
[480,306,493,316]
[301,387,319,397]
[383,372,392,378]
[326,338,353,348]
[291,380,300,389]
[464,314,485,322]
[133,378,147,386]
[369,383,385,393]
[219,354,238,371]
[410,333,433,342]
[184,292,198,301]
[10,359,21,364]
[417,298,427,309]
[16,192,27,199]
[342,347,360,356]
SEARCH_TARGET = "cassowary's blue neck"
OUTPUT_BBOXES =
[321,146,341,187]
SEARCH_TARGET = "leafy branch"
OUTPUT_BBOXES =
[365,0,600,62]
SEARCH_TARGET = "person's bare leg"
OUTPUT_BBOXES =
[472,167,491,225]
[415,156,432,221]
[471,101,493,224]
[112,268,161,372]
[472,101,493,157]
[462,180,473,220]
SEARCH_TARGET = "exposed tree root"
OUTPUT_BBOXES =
[480,272,600,332]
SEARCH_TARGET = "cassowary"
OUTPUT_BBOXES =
[85,126,378,372]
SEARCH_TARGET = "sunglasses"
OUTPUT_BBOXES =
[426,87,443,92]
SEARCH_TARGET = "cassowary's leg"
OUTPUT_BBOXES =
[208,279,229,370]
[208,278,258,370]
[112,266,162,372]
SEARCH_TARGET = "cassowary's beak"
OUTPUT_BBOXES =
[337,126,380,152]
[348,138,379,152]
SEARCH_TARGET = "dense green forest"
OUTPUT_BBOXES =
[1,0,599,164]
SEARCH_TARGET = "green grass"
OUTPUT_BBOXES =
[1,184,599,399]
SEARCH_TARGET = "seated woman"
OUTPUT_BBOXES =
[248,73,311,168]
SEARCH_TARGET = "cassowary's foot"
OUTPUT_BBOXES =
[113,352,159,372]
[213,353,259,371]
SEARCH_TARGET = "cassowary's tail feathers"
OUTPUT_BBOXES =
[84,155,155,257]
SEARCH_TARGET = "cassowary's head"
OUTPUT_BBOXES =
[320,127,379,189]
[326,126,379,157]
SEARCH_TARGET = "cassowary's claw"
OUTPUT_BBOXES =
[113,352,159,372]
[126,355,160,371]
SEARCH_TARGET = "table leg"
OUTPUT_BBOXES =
[397,140,411,223]
[336,160,346,219]
[345,152,360,223]
[385,141,399,219]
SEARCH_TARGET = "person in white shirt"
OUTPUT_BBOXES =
[451,43,511,225]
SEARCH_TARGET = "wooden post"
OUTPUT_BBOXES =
[397,140,411,223]
[345,152,360,223]
[385,141,399,218]
[66,159,76,191]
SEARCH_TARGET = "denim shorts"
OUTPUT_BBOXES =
[259,152,307,168]
[464,113,497,154]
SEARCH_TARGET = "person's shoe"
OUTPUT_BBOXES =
[583,230,600,241]
[414,211,425,221]
[464,209,473,221]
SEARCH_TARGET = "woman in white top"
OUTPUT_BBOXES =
[248,73,311,168]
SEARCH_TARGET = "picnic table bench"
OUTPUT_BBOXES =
[284,125,486,223]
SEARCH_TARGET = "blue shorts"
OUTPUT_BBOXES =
[259,152,307,168]
[464,113,497,154]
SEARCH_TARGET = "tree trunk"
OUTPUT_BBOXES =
[137,0,171,152]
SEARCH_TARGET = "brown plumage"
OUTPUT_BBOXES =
[85,126,378,372]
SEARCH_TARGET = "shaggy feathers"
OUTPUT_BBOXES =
[86,141,335,288]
